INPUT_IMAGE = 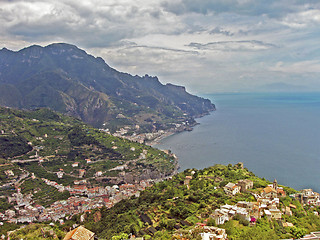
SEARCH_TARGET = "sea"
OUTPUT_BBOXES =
[155,92,320,193]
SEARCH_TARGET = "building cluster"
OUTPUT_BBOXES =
[113,128,168,144]
[101,122,189,144]
[38,196,106,223]
[223,179,253,195]
[198,226,228,240]
[0,178,153,224]
[1,191,37,223]
[212,180,290,226]
[291,188,320,206]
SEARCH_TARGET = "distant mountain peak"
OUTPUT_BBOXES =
[45,43,83,53]
[0,43,215,130]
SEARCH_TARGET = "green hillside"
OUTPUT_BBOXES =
[2,164,320,239]
[64,164,319,239]
[1,108,319,239]
[0,106,177,198]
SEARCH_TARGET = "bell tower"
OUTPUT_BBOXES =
[273,179,278,190]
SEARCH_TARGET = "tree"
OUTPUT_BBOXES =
[290,226,307,239]
[111,233,128,240]
[207,217,216,226]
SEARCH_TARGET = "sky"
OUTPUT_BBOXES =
[1,0,320,94]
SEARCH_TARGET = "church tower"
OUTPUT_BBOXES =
[273,179,278,190]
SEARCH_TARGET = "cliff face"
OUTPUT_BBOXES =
[0,43,215,130]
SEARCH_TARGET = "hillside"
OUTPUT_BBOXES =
[68,164,320,239]
[0,107,177,208]
[3,164,320,240]
[0,43,215,132]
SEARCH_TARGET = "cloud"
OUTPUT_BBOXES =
[270,60,320,74]
[281,9,320,28]
[0,0,183,47]
[0,0,320,93]
[187,40,277,51]
[161,0,320,19]
[210,27,234,36]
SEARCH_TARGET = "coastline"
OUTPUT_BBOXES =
[146,111,214,146]
[145,123,198,146]
[145,130,176,146]
[146,111,215,176]
[149,92,320,193]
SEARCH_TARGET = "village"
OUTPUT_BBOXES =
[61,176,320,240]
[100,121,193,145]
[180,174,320,240]
[2,168,320,240]
[0,177,153,225]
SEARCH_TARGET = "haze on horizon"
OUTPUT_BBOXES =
[1,0,320,94]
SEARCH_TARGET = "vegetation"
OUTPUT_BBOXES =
[0,106,176,207]
[7,224,65,240]
[1,164,319,239]
[20,178,70,207]
[0,107,319,239]
[0,136,32,158]
[51,164,319,239]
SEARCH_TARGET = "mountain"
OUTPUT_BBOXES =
[0,43,215,130]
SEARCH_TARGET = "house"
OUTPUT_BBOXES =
[300,231,320,240]
[57,171,64,179]
[74,185,88,192]
[79,169,86,178]
[72,162,79,167]
[198,226,228,240]
[5,210,15,218]
[264,208,281,220]
[184,176,192,186]
[276,188,286,197]
[284,206,292,216]
[224,183,240,195]
[4,170,14,177]
[261,186,277,199]
[302,189,314,197]
[269,208,282,220]
[237,179,253,192]
[63,226,95,240]
[210,209,229,225]
[269,179,286,197]
[264,209,272,220]
[282,222,294,227]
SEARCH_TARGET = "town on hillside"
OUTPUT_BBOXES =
[2,163,320,240]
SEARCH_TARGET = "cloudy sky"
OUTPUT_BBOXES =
[1,0,320,93]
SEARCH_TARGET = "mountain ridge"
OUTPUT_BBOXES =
[0,43,215,131]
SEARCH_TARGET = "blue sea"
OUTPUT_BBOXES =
[155,92,320,192]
